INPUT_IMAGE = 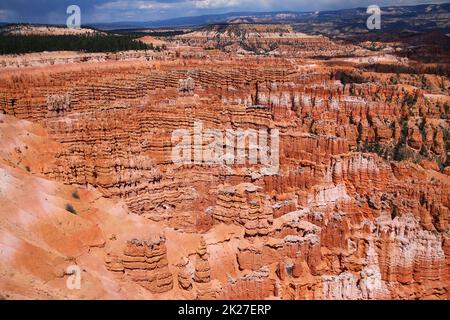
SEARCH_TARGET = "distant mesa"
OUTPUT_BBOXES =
[0,24,104,36]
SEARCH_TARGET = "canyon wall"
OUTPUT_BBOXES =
[0,32,448,299]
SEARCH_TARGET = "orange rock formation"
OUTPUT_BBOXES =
[0,29,448,300]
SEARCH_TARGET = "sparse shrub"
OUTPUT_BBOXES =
[65,203,77,215]
[403,94,417,109]
[286,264,293,276]
[71,191,80,199]
[392,117,411,161]
[361,139,384,157]
[393,144,409,161]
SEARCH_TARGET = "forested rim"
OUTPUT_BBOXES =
[0,33,163,55]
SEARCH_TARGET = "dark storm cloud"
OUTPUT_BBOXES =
[0,0,446,23]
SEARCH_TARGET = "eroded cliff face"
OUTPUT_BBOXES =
[0,33,448,300]
[173,24,363,57]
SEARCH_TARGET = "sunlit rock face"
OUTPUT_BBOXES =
[0,22,448,300]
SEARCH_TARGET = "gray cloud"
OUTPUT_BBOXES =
[0,0,447,23]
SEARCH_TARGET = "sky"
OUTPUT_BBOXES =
[0,0,447,24]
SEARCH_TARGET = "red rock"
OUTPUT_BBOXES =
[0,29,448,300]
